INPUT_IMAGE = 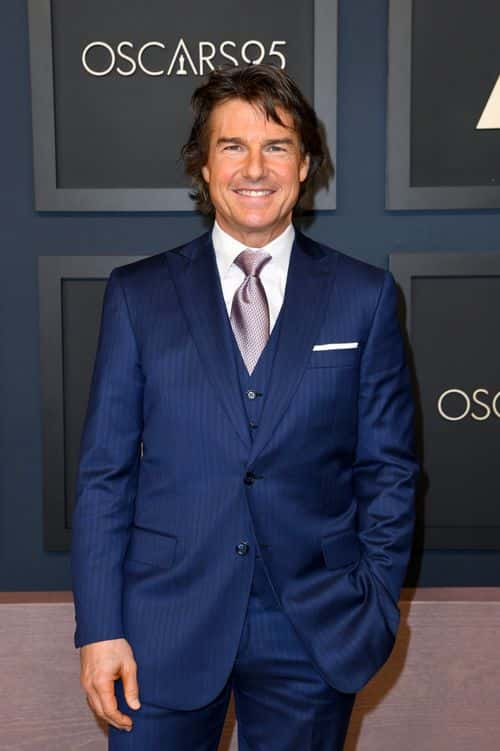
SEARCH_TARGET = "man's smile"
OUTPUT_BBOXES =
[232,188,276,197]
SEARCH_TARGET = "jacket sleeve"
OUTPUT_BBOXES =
[70,268,144,648]
[353,269,419,612]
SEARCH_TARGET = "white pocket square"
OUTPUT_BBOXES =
[312,342,359,351]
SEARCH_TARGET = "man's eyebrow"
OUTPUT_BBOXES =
[215,137,295,146]
[216,137,245,145]
[263,138,295,146]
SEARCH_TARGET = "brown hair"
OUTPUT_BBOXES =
[181,64,325,214]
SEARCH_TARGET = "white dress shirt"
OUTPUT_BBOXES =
[211,220,295,334]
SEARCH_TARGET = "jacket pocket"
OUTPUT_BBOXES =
[321,527,362,570]
[307,348,361,368]
[126,525,177,570]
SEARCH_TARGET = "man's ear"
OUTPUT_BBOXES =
[201,165,210,183]
[299,153,311,182]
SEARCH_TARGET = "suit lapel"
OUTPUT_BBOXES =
[165,232,252,451]
[246,231,337,466]
[164,229,338,465]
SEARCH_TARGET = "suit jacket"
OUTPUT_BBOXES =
[71,229,419,710]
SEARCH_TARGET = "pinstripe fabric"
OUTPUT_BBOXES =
[71,229,419,713]
[231,270,284,542]
[109,558,355,750]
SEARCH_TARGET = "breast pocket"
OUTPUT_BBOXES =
[307,347,361,369]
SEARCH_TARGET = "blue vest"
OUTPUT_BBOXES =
[232,310,283,441]
[225,297,283,450]
[214,266,284,586]
[210,241,284,451]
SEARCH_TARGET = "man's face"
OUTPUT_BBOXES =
[201,98,310,246]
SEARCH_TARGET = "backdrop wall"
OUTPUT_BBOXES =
[1,0,499,589]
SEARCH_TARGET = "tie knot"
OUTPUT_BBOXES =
[233,249,272,278]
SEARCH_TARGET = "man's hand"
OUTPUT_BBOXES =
[79,638,141,731]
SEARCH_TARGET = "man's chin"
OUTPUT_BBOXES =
[230,213,282,233]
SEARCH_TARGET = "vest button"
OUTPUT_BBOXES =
[249,421,258,428]
[236,541,250,556]
[247,389,257,400]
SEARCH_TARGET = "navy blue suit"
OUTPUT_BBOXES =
[71,229,418,718]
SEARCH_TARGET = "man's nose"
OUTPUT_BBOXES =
[242,149,266,180]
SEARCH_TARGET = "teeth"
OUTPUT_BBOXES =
[236,190,272,196]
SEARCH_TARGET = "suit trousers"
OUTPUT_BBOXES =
[109,556,356,750]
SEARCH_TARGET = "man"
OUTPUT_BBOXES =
[71,64,419,750]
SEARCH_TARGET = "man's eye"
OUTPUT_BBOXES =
[224,144,242,151]
[267,145,285,152]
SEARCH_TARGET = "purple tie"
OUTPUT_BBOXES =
[230,249,272,375]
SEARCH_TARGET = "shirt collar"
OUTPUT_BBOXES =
[211,220,295,277]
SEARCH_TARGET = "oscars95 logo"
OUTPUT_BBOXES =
[82,38,288,77]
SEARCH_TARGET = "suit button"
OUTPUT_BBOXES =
[236,541,249,556]
[244,471,256,485]
[247,390,257,400]
[249,421,258,428]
